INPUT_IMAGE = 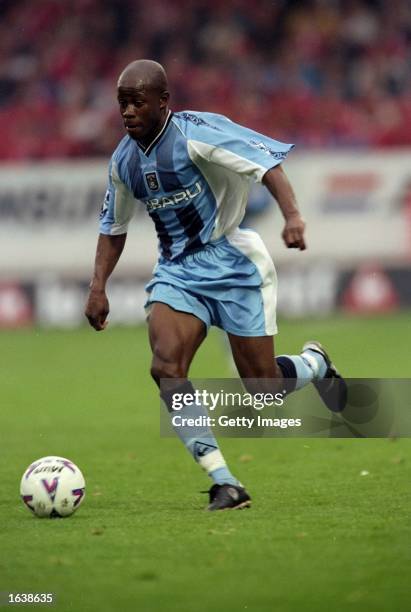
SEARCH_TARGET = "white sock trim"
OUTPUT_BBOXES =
[198,449,227,473]
[301,351,320,378]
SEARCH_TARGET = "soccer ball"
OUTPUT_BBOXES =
[20,456,85,518]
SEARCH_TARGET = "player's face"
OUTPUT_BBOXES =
[117,86,168,144]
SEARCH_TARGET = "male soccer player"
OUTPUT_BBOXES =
[85,60,346,511]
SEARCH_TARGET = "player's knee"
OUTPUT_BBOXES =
[150,357,188,384]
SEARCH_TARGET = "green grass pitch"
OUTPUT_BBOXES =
[1,312,410,612]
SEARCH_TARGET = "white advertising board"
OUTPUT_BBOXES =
[0,151,410,279]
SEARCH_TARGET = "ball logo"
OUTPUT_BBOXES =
[21,494,34,511]
[20,456,86,518]
[59,459,76,473]
[25,461,42,479]
[72,488,85,507]
[41,477,59,502]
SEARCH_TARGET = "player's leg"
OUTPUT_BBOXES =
[226,334,283,393]
[215,229,346,409]
[149,302,205,383]
[228,332,346,410]
[227,332,324,391]
[149,303,249,507]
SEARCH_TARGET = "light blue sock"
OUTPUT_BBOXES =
[169,401,239,486]
[302,349,328,379]
[278,350,327,390]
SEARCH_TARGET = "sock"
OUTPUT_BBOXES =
[277,349,327,392]
[161,381,239,486]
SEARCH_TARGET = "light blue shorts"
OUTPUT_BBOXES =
[145,228,277,336]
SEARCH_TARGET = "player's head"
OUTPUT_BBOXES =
[117,59,169,144]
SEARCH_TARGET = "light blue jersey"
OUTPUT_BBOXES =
[100,111,293,260]
[100,111,294,335]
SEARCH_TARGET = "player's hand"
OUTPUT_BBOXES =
[85,287,109,331]
[282,213,306,250]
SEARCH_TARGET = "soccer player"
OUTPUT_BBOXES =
[85,60,346,510]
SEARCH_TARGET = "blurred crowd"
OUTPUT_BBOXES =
[1,0,411,159]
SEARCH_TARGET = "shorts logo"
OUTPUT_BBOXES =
[145,172,160,191]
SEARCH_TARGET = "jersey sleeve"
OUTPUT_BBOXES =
[99,158,136,235]
[183,112,294,182]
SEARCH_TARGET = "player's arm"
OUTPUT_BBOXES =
[85,156,136,331]
[85,233,126,331]
[185,112,305,249]
[263,165,306,251]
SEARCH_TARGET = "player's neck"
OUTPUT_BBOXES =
[138,109,170,149]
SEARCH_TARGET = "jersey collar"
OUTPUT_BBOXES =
[136,110,173,156]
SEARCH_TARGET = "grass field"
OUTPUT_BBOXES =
[1,313,410,612]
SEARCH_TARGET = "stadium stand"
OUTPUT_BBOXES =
[0,0,410,159]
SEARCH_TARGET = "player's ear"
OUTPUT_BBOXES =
[159,90,170,109]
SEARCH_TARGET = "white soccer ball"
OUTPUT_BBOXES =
[20,456,86,518]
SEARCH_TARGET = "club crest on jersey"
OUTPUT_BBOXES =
[145,172,160,191]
